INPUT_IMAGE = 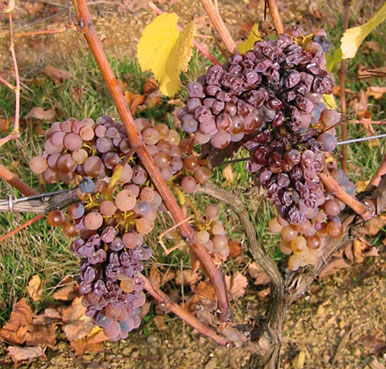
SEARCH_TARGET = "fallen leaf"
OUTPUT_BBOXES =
[26,324,56,348]
[145,90,163,108]
[238,23,261,54]
[369,358,386,369]
[363,40,381,54]
[52,283,77,301]
[362,216,386,236]
[149,266,162,288]
[257,287,270,298]
[143,77,158,94]
[27,275,43,302]
[33,308,61,325]
[8,346,45,367]
[344,243,354,262]
[353,238,368,263]
[248,262,260,279]
[192,281,217,301]
[175,269,201,286]
[137,13,195,96]
[61,297,95,342]
[253,272,270,286]
[25,107,56,121]
[225,272,248,299]
[41,65,71,84]
[292,351,306,369]
[139,302,151,319]
[341,2,386,59]
[70,327,108,356]
[360,334,386,355]
[0,117,12,132]
[319,258,351,278]
[222,165,235,183]
[228,240,242,258]
[124,90,145,116]
[0,298,32,345]
[358,66,386,79]
[153,316,167,331]
[367,86,386,99]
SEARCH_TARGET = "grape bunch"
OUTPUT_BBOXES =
[31,116,165,340]
[177,28,334,149]
[135,118,212,194]
[178,26,353,270]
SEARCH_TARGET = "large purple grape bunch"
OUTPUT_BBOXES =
[30,116,164,340]
[178,27,355,270]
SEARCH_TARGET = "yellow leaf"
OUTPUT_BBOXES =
[137,13,195,97]
[27,275,43,302]
[322,94,336,110]
[238,23,261,54]
[341,2,386,59]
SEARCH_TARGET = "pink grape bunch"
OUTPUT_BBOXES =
[177,27,334,149]
[31,116,166,340]
[135,118,212,194]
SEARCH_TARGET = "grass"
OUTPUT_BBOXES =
[0,2,385,331]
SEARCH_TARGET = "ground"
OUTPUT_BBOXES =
[0,0,385,368]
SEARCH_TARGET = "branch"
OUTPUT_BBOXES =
[366,154,386,190]
[199,0,237,55]
[339,0,350,173]
[147,1,221,66]
[266,0,284,35]
[0,214,44,243]
[0,164,38,197]
[0,189,77,213]
[0,12,21,148]
[141,275,230,346]
[319,172,373,220]
[197,183,285,367]
[72,0,230,321]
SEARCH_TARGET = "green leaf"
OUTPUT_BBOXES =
[325,48,342,72]
[322,94,337,110]
[340,2,386,59]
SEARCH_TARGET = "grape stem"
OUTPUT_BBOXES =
[266,0,284,35]
[141,274,231,346]
[197,183,285,367]
[199,0,238,55]
[147,1,221,66]
[319,172,373,221]
[72,0,231,322]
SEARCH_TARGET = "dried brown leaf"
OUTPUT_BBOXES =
[143,77,158,94]
[25,107,56,121]
[253,272,270,286]
[8,346,45,367]
[222,165,235,183]
[257,287,271,298]
[353,239,367,263]
[362,216,386,236]
[33,308,61,325]
[225,272,248,299]
[363,41,381,54]
[149,266,162,288]
[61,297,95,342]
[27,275,43,302]
[228,240,242,258]
[145,90,163,108]
[70,327,108,356]
[192,281,217,301]
[26,324,56,348]
[41,65,71,84]
[360,334,386,355]
[175,269,201,286]
[248,262,260,279]
[344,243,354,262]
[367,86,386,99]
[153,316,167,331]
[0,117,11,132]
[319,258,351,278]
[52,283,77,301]
[0,298,32,345]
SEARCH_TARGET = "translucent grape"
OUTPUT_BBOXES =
[115,190,136,211]
[268,217,283,233]
[68,203,85,219]
[181,176,197,194]
[281,226,298,241]
[323,199,340,216]
[30,156,48,174]
[47,210,65,227]
[326,220,343,238]
[205,204,219,220]
[63,133,83,151]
